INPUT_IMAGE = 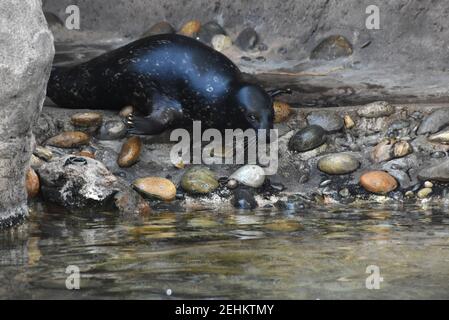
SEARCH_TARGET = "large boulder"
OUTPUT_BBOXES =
[0,0,54,228]
[37,155,150,214]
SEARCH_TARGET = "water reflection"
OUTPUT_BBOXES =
[1,203,449,299]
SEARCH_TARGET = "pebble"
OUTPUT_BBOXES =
[196,21,227,44]
[317,153,360,175]
[26,168,40,198]
[360,171,398,194]
[142,21,175,37]
[431,151,446,159]
[30,154,44,170]
[235,27,259,51]
[344,115,355,129]
[417,108,449,135]
[424,181,434,188]
[393,140,413,158]
[46,131,90,148]
[273,101,292,123]
[226,179,239,189]
[181,167,219,194]
[34,145,53,161]
[417,187,432,199]
[232,188,258,209]
[405,190,414,198]
[71,112,103,127]
[211,34,232,52]
[76,150,95,159]
[428,129,449,144]
[119,105,135,118]
[310,35,353,60]
[117,136,142,168]
[229,165,265,188]
[357,101,395,118]
[97,120,127,140]
[133,177,177,201]
[288,125,327,152]
[179,20,201,37]
[307,111,344,132]
[371,140,393,163]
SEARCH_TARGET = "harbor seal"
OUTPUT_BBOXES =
[47,34,290,135]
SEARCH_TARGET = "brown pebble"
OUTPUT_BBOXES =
[360,171,398,194]
[117,136,142,167]
[119,105,135,118]
[371,139,393,163]
[46,131,90,148]
[273,101,292,123]
[71,112,103,127]
[133,177,177,201]
[76,150,95,159]
[26,168,40,198]
[179,20,201,37]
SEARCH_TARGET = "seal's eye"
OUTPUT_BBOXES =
[248,114,257,122]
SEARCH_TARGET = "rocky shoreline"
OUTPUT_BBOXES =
[22,101,449,217]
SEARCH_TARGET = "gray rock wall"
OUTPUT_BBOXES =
[42,0,449,105]
[0,0,55,228]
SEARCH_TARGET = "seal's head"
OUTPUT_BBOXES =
[233,83,274,132]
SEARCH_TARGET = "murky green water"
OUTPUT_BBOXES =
[1,203,449,299]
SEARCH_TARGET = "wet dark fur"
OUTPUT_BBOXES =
[47,34,288,135]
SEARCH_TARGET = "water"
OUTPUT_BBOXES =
[1,203,449,299]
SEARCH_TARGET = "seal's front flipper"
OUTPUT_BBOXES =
[126,114,168,135]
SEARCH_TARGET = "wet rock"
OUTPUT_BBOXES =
[360,171,398,194]
[179,20,201,37]
[317,153,360,175]
[211,34,232,52]
[393,140,413,158]
[117,136,142,168]
[235,27,259,51]
[428,129,449,144]
[288,125,327,152]
[418,161,449,182]
[344,115,355,129]
[310,35,353,60]
[196,21,226,44]
[0,0,54,227]
[142,21,175,37]
[273,101,292,123]
[33,146,53,161]
[71,112,103,128]
[424,181,434,188]
[26,168,39,198]
[226,179,239,189]
[133,177,177,201]
[431,151,446,158]
[417,109,449,135]
[97,120,127,140]
[181,167,219,194]
[339,188,350,197]
[119,105,135,118]
[229,165,265,188]
[46,131,90,148]
[371,140,393,163]
[357,101,395,118]
[37,156,119,210]
[232,188,258,209]
[307,111,344,132]
[417,187,432,199]
[30,155,44,170]
[113,189,151,215]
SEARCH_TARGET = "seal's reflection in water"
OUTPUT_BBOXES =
[1,204,449,299]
